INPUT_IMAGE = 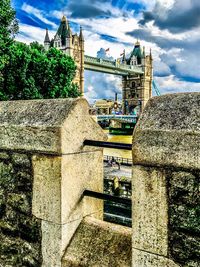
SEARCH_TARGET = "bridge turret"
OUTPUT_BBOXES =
[127,40,143,66]
[79,26,84,42]
[122,41,153,115]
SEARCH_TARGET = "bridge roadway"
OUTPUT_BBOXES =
[96,114,137,123]
[84,55,144,76]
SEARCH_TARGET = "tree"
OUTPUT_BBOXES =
[0,1,80,100]
[0,41,80,100]
[0,0,19,88]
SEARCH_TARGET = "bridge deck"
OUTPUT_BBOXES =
[84,55,144,76]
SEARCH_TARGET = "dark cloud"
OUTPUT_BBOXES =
[140,0,200,33]
[100,34,118,43]
[68,0,112,19]
[126,28,183,49]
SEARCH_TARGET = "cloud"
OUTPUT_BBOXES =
[155,75,200,95]
[84,71,122,103]
[84,47,122,103]
[96,48,114,60]
[67,0,113,18]
[14,0,200,103]
[16,23,55,44]
[21,3,57,28]
[140,0,200,33]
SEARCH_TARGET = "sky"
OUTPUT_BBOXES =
[12,0,200,103]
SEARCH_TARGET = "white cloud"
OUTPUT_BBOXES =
[15,0,200,103]
[22,3,57,28]
[155,75,200,94]
[16,24,55,44]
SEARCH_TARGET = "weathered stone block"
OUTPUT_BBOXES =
[132,93,200,267]
[132,248,179,267]
[133,93,200,170]
[132,165,168,256]
[0,98,106,154]
[62,217,132,267]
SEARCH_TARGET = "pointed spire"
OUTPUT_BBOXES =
[122,49,126,64]
[67,21,72,37]
[135,39,140,46]
[79,26,84,41]
[143,46,145,57]
[44,28,50,43]
[150,48,152,60]
[61,15,67,22]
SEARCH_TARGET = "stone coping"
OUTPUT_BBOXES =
[0,98,106,154]
[62,216,131,267]
[133,93,200,170]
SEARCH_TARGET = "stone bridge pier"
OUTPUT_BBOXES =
[132,93,200,267]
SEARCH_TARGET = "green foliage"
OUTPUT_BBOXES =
[0,41,80,100]
[0,0,19,86]
[0,0,80,100]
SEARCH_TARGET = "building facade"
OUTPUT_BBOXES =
[121,41,153,114]
[44,17,153,114]
[44,16,84,94]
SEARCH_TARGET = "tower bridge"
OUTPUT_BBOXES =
[84,55,144,76]
[44,16,153,114]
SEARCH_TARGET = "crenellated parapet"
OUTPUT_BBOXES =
[132,93,200,267]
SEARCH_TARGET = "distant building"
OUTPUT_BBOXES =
[44,16,84,94]
[44,18,153,115]
[94,99,114,115]
[121,41,153,114]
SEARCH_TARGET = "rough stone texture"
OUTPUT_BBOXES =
[132,93,200,267]
[0,98,106,154]
[132,93,200,170]
[62,216,132,267]
[0,98,108,267]
[132,165,168,256]
[168,170,200,266]
[132,248,179,267]
[32,150,104,267]
[0,151,42,267]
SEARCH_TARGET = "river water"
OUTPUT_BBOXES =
[103,130,132,159]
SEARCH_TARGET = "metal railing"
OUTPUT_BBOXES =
[104,155,132,166]
[83,190,131,205]
[83,139,132,227]
[83,140,132,150]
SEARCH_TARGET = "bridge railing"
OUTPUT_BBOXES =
[104,155,132,166]
[84,55,144,74]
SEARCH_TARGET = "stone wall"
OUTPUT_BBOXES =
[168,170,200,266]
[0,98,107,267]
[0,151,42,266]
[132,93,200,267]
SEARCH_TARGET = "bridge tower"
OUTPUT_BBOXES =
[122,41,153,115]
[44,16,84,95]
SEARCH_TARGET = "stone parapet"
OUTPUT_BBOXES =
[133,93,200,170]
[0,98,107,267]
[62,216,132,267]
[132,93,200,267]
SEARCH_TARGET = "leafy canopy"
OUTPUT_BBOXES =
[0,0,80,100]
